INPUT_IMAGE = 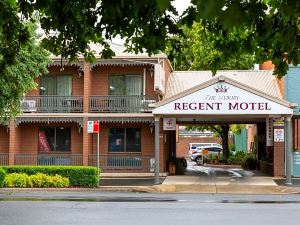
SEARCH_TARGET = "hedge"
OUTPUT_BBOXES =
[2,166,100,187]
[0,168,6,187]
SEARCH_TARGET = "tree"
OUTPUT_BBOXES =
[0,23,50,123]
[186,124,245,159]
[167,22,256,72]
[181,0,300,77]
[0,0,178,118]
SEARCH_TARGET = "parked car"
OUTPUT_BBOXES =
[189,146,223,165]
[188,143,222,155]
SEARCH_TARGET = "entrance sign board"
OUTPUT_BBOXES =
[274,129,284,142]
[163,118,176,130]
[153,82,293,115]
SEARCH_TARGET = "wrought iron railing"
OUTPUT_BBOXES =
[89,95,157,113]
[0,153,9,166]
[14,154,83,166]
[88,154,154,172]
[21,96,83,113]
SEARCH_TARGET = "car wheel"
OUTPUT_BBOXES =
[195,156,203,165]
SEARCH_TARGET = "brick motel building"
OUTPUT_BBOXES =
[0,43,298,182]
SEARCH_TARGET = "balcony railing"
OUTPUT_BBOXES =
[21,96,83,113]
[0,153,9,166]
[14,154,83,166]
[90,95,157,113]
[88,154,154,172]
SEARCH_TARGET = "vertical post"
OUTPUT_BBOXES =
[8,120,16,165]
[285,116,292,185]
[154,117,160,185]
[97,130,100,172]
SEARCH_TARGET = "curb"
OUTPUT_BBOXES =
[0,185,300,194]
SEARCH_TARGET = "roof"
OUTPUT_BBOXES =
[49,42,172,70]
[166,70,282,99]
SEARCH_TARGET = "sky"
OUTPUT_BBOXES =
[173,0,191,15]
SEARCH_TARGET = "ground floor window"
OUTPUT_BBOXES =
[38,127,71,152]
[108,128,141,152]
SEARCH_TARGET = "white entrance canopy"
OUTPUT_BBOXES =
[153,75,294,117]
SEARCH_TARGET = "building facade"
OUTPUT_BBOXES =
[0,43,172,173]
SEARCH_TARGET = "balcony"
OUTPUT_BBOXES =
[90,95,157,113]
[21,96,83,113]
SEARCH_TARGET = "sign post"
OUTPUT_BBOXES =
[88,120,100,172]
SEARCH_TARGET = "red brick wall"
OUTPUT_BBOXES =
[15,124,38,154]
[0,126,9,153]
[273,126,285,177]
[176,137,222,158]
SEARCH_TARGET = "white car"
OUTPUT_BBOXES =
[189,146,223,165]
[188,143,222,155]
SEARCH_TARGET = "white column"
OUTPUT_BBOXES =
[285,116,292,185]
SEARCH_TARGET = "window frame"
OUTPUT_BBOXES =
[38,127,71,153]
[108,127,141,153]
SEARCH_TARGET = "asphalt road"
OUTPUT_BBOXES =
[1,192,300,225]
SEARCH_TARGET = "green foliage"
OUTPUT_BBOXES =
[175,158,186,175]
[3,173,69,188]
[0,22,50,123]
[2,166,99,187]
[241,153,257,170]
[4,173,30,188]
[29,173,69,188]
[182,0,300,77]
[228,151,247,165]
[167,22,255,72]
[0,168,6,188]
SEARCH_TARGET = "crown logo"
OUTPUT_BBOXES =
[214,85,229,93]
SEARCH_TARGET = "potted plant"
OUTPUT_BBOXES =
[168,158,176,175]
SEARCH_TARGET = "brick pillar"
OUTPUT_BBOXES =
[83,62,91,113]
[82,117,90,166]
[8,120,16,165]
[273,125,285,176]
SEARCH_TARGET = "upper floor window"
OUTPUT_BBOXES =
[40,75,72,96]
[109,75,142,96]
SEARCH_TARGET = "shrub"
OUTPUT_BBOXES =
[3,173,69,188]
[4,173,30,188]
[29,173,69,188]
[241,153,257,170]
[0,168,6,188]
[2,166,99,187]
[228,151,246,165]
[175,158,186,175]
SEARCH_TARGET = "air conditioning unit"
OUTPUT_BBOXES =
[21,100,36,112]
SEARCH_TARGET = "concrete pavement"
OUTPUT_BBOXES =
[1,163,300,194]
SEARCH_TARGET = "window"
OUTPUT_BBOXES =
[108,128,141,152]
[40,75,72,96]
[39,127,71,152]
[109,75,142,96]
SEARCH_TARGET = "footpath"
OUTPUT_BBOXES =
[1,165,300,194]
